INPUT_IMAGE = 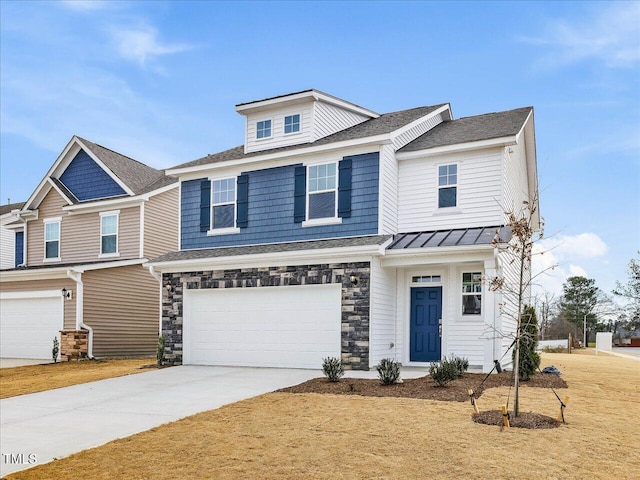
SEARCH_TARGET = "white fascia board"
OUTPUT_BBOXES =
[46,178,75,205]
[144,181,179,198]
[396,136,517,161]
[0,258,147,282]
[235,91,316,114]
[389,104,451,144]
[64,196,144,214]
[167,135,392,178]
[74,137,135,196]
[146,244,386,273]
[313,91,379,118]
[380,245,494,267]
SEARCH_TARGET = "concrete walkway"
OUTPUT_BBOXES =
[0,366,319,476]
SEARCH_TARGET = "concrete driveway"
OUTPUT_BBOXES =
[0,365,319,476]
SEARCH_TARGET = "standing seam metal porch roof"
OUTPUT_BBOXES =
[387,226,512,250]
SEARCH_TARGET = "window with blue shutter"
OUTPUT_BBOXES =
[199,180,211,232]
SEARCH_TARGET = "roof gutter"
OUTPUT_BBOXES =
[66,269,94,359]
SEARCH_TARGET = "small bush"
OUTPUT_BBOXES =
[157,335,166,366]
[322,357,344,382]
[52,337,59,363]
[542,346,568,354]
[376,358,401,385]
[429,360,458,386]
[447,355,469,377]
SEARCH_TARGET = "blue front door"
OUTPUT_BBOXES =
[410,287,442,362]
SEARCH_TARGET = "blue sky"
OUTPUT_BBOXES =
[1,0,638,299]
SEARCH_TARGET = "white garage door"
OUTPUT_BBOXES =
[0,291,63,360]
[184,284,342,368]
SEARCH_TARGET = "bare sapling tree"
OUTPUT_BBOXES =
[488,195,555,417]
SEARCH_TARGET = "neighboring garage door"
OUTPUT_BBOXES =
[0,291,63,359]
[184,284,342,368]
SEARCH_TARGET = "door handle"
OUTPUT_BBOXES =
[438,319,442,337]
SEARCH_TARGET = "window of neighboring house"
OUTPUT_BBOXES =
[100,212,119,255]
[307,163,337,220]
[211,178,236,229]
[284,114,300,134]
[44,220,60,260]
[462,272,482,315]
[438,164,457,208]
[256,120,271,139]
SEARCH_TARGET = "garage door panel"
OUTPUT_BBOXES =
[0,293,63,360]
[185,284,342,368]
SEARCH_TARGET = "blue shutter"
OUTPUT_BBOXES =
[294,166,306,223]
[14,231,24,267]
[236,174,249,228]
[338,158,352,218]
[200,180,211,232]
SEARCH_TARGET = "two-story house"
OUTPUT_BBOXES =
[0,136,178,361]
[147,89,538,373]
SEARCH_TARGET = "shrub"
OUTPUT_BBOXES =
[52,337,59,363]
[447,355,469,377]
[322,357,344,382]
[513,305,541,381]
[429,360,458,386]
[376,358,401,385]
[157,335,166,366]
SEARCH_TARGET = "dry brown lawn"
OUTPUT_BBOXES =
[6,351,640,480]
[0,358,153,399]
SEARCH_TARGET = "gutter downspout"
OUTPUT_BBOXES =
[67,269,94,359]
[148,266,163,335]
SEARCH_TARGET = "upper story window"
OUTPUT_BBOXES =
[284,114,300,134]
[256,120,271,139]
[100,212,119,256]
[462,272,482,315]
[44,219,61,261]
[211,178,236,229]
[438,164,457,208]
[307,163,337,220]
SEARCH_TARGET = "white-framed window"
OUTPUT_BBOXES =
[412,275,442,284]
[256,120,271,139]
[462,272,482,315]
[211,178,236,230]
[307,162,337,220]
[44,218,61,261]
[438,164,457,208]
[284,114,300,134]
[100,211,119,256]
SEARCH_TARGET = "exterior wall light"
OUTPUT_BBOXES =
[61,288,72,300]
[349,275,358,286]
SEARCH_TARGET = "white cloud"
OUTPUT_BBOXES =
[532,232,609,295]
[59,0,113,12]
[110,25,194,67]
[521,3,640,69]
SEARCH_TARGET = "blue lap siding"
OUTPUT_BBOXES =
[59,150,127,201]
[181,152,379,249]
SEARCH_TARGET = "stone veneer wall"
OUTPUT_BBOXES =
[59,330,88,361]
[162,262,370,370]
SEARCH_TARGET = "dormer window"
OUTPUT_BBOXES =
[256,120,271,139]
[284,114,300,134]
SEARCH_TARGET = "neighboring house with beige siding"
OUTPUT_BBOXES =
[0,136,178,360]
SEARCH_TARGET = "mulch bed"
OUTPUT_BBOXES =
[278,371,567,403]
[473,410,561,429]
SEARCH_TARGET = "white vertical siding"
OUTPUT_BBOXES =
[379,144,398,234]
[397,147,504,232]
[392,112,444,150]
[244,103,314,153]
[369,256,398,366]
[313,101,370,141]
[0,226,15,269]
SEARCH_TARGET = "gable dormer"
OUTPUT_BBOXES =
[236,89,379,154]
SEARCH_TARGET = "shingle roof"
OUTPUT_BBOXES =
[49,177,79,204]
[387,226,512,250]
[149,235,392,264]
[0,202,26,216]
[173,104,447,170]
[76,137,177,194]
[399,107,532,152]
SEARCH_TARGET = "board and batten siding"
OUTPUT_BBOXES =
[244,103,314,153]
[143,187,179,259]
[369,256,398,366]
[312,101,370,141]
[397,147,504,232]
[0,278,77,330]
[27,189,140,266]
[83,264,158,357]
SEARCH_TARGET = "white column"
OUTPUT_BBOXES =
[483,259,498,373]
